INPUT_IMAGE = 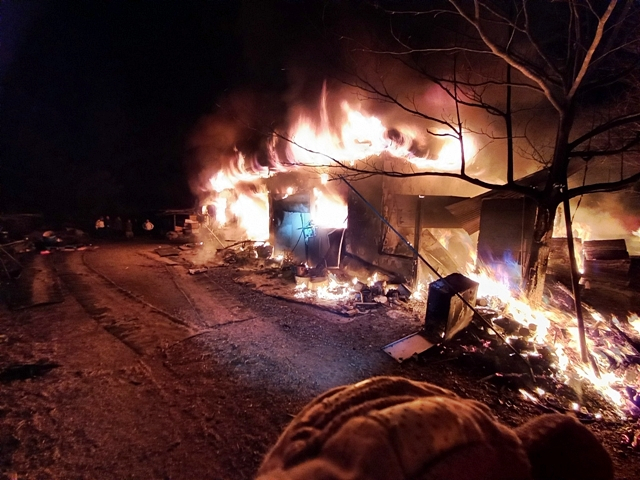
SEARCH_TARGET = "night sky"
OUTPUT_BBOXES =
[1,0,331,221]
[8,1,635,228]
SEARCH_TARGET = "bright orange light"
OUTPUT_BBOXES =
[203,88,482,240]
[287,93,476,172]
[229,192,270,241]
[467,265,634,413]
[312,188,348,228]
[630,314,640,335]
[214,197,228,225]
[406,130,476,172]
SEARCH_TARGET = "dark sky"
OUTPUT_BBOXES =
[0,0,434,221]
[1,0,316,219]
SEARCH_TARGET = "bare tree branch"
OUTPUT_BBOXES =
[448,0,565,111]
[566,170,640,198]
[568,112,640,149]
[568,0,619,99]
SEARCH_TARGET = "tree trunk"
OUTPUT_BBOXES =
[524,204,557,303]
[525,107,574,302]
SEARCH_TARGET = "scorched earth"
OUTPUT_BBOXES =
[1,239,639,479]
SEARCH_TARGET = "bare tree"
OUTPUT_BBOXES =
[291,0,640,299]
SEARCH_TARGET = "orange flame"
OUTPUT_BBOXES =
[228,191,270,241]
[203,88,478,241]
[311,188,348,228]
[287,100,476,172]
[469,267,635,413]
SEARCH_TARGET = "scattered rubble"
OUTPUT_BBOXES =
[200,241,640,420]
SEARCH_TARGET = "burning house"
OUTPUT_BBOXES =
[195,90,488,285]
[187,85,640,419]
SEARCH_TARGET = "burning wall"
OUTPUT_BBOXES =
[190,84,487,283]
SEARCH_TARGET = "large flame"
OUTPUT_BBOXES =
[287,100,475,172]
[312,188,348,228]
[229,191,270,241]
[213,196,228,225]
[202,87,477,241]
[209,152,272,193]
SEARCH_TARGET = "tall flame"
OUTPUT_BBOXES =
[287,100,475,172]
[202,88,478,241]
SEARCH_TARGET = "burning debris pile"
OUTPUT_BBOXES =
[291,266,412,316]
[205,240,416,317]
[470,275,640,419]
[184,237,640,420]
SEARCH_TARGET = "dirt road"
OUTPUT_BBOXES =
[1,241,639,479]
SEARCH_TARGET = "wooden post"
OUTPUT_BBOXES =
[413,196,423,284]
[562,197,589,363]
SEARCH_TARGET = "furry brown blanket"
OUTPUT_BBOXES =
[256,377,613,480]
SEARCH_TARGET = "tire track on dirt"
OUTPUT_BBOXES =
[134,249,259,329]
[56,248,292,478]
[54,252,192,357]
[34,252,237,478]
[52,252,231,434]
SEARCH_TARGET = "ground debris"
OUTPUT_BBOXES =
[155,246,182,257]
[188,267,208,275]
[0,361,60,383]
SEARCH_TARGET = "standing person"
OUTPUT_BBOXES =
[142,219,154,236]
[125,219,134,239]
[95,217,105,238]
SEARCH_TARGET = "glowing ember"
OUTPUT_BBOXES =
[281,186,295,200]
[293,273,356,302]
[519,389,537,403]
[410,282,427,301]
